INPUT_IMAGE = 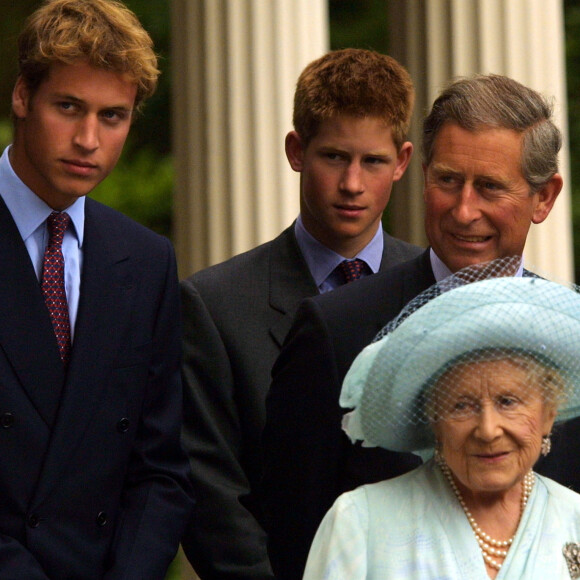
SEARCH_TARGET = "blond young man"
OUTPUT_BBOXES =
[0,1,194,577]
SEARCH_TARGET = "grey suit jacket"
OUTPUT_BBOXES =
[180,224,422,580]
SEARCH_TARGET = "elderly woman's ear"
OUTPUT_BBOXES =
[541,406,557,457]
[542,408,557,434]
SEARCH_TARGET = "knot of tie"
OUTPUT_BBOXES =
[337,259,368,284]
[42,211,71,364]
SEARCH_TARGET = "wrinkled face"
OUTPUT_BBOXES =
[286,115,412,258]
[432,359,556,501]
[423,123,558,273]
[11,61,137,210]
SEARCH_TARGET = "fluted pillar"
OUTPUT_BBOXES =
[171,0,329,277]
[389,0,573,281]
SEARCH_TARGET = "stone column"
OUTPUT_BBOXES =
[388,0,573,281]
[171,0,329,277]
[170,2,327,577]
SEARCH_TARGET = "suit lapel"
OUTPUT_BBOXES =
[0,199,65,427]
[402,249,437,297]
[33,200,134,503]
[268,226,319,347]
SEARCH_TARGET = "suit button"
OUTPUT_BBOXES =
[117,418,130,433]
[96,511,108,526]
[28,514,40,528]
[1,412,14,428]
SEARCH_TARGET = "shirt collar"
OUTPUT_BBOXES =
[294,214,383,287]
[429,247,524,281]
[0,146,85,246]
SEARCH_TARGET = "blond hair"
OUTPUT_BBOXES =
[18,0,159,112]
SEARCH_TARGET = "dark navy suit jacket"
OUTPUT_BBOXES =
[0,196,194,579]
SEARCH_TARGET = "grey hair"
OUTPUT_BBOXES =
[422,74,562,192]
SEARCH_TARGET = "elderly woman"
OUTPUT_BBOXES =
[303,274,580,579]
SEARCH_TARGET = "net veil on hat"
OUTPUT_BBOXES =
[340,258,580,455]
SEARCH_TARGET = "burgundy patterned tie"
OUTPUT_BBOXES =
[337,258,368,284]
[42,211,71,364]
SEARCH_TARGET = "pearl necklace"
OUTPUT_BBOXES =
[439,461,535,571]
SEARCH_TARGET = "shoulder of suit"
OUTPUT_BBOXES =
[85,197,170,247]
[382,231,424,260]
[186,226,295,286]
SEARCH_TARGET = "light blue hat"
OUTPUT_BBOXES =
[341,275,580,454]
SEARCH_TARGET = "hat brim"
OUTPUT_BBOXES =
[346,277,580,453]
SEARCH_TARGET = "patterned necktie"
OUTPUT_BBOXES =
[42,211,71,364]
[337,258,368,284]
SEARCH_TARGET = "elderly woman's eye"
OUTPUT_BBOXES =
[497,396,518,409]
[450,399,476,416]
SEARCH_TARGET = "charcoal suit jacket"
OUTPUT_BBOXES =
[180,224,422,579]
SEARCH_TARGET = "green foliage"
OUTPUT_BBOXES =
[329,0,389,53]
[90,144,173,238]
[164,556,181,580]
[122,0,172,157]
[0,119,13,152]
[0,0,39,119]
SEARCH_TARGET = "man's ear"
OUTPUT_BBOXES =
[285,131,305,172]
[392,141,413,181]
[532,173,563,224]
[12,76,31,119]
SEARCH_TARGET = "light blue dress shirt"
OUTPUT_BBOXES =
[294,215,383,293]
[0,146,84,340]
